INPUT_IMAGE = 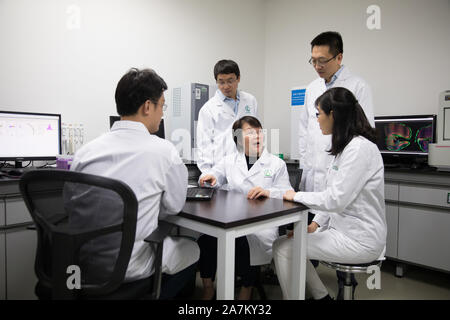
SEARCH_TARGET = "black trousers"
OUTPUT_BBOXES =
[197,234,259,287]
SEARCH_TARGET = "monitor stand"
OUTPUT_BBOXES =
[14,160,23,168]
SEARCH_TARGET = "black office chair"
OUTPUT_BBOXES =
[289,168,303,193]
[19,169,174,300]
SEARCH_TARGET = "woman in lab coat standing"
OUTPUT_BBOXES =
[198,116,293,300]
[273,87,386,300]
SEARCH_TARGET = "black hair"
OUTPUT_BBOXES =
[115,68,167,116]
[310,31,343,57]
[213,60,240,80]
[315,87,376,156]
[232,116,262,150]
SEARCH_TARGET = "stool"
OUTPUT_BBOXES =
[320,260,383,300]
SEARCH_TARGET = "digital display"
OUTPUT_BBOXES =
[0,111,61,160]
[375,116,435,155]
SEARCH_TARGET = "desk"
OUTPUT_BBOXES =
[165,189,308,300]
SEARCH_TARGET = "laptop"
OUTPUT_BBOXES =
[186,187,215,200]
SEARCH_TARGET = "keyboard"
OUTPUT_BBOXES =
[186,187,214,200]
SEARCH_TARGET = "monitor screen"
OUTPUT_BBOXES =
[109,116,165,139]
[0,110,61,161]
[374,115,436,156]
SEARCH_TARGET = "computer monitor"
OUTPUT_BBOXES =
[0,110,61,167]
[109,116,165,139]
[374,115,436,167]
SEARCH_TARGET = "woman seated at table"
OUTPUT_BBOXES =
[198,115,293,300]
[273,87,387,300]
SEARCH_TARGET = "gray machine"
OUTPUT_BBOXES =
[169,83,210,160]
[429,90,450,171]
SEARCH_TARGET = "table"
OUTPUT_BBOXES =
[165,189,308,300]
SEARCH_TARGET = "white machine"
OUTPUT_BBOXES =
[428,90,450,171]
[167,83,213,160]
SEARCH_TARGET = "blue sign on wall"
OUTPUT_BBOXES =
[291,89,306,106]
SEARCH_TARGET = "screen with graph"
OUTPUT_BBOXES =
[0,111,61,160]
[374,115,436,156]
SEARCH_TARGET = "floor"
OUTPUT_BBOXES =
[190,259,450,300]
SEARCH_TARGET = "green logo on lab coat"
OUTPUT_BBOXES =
[245,105,251,113]
[332,165,338,171]
[264,169,273,177]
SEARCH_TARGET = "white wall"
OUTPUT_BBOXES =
[0,0,266,143]
[1,0,449,157]
[263,0,450,157]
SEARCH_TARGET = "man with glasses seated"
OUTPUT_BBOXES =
[196,59,258,176]
[297,31,375,299]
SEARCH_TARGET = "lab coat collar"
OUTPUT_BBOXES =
[216,89,240,103]
[240,148,270,179]
[214,90,239,116]
[111,120,150,134]
[335,65,351,81]
[320,65,349,87]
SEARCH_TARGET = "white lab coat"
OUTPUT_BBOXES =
[196,90,258,174]
[294,136,387,254]
[71,120,199,281]
[204,149,293,265]
[298,66,375,227]
[273,136,386,300]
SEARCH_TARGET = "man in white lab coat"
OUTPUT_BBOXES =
[196,59,258,175]
[298,31,375,298]
[71,68,199,299]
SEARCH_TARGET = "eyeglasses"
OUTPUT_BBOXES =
[217,78,237,87]
[309,54,338,67]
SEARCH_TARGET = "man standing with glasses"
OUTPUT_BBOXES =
[196,59,258,175]
[298,31,375,300]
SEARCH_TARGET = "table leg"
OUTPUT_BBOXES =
[290,210,307,300]
[216,231,236,300]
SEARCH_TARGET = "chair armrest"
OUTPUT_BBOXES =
[144,220,176,245]
[143,220,176,300]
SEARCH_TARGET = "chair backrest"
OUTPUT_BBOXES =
[19,169,138,299]
[288,168,303,192]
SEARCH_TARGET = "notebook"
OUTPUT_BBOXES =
[186,187,215,200]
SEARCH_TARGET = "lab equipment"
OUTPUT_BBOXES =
[0,110,61,168]
[167,83,210,160]
[428,90,450,171]
[374,114,436,168]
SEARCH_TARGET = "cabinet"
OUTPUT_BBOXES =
[384,170,450,274]
[398,205,450,271]
[0,232,5,300]
[385,203,399,258]
[1,200,6,300]
[0,188,37,300]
